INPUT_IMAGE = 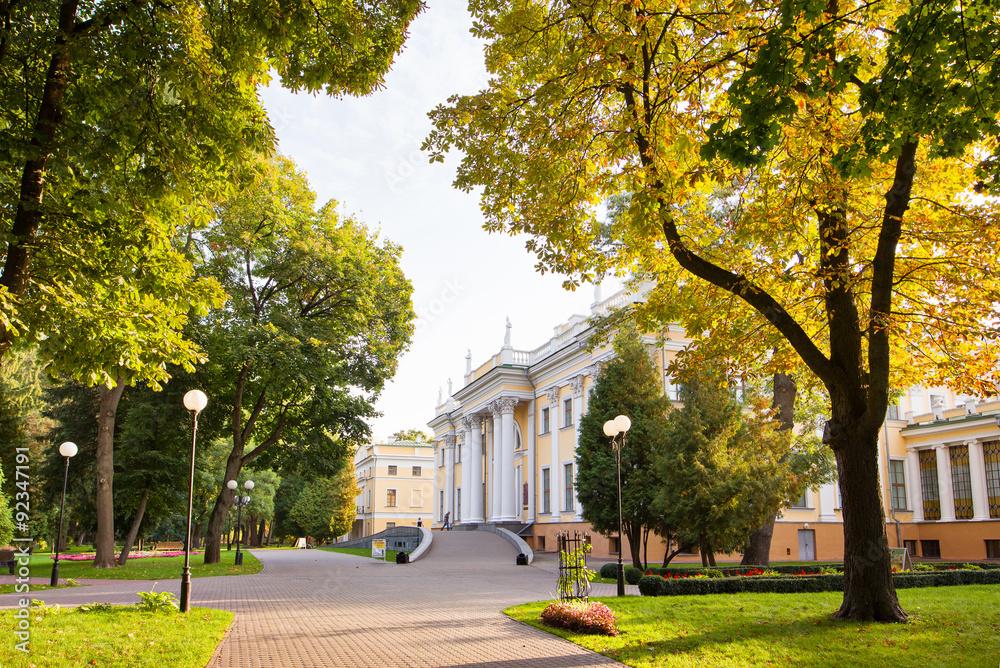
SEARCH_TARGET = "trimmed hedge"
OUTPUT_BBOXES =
[600,563,619,579]
[641,568,1000,596]
[625,566,644,585]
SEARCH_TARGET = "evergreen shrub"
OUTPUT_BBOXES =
[600,563,619,579]
[624,566,643,585]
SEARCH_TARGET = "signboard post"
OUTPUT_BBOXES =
[372,539,386,562]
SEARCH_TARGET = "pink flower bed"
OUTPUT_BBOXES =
[51,551,199,561]
[540,601,619,636]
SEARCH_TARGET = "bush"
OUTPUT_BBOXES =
[540,601,618,636]
[624,566,643,585]
[599,563,619,579]
[638,575,663,596]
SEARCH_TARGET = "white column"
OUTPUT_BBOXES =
[527,398,536,522]
[547,387,561,522]
[461,418,474,524]
[443,435,456,520]
[906,448,924,521]
[967,440,990,520]
[469,417,485,523]
[499,397,518,521]
[818,482,839,522]
[572,375,585,520]
[490,403,503,521]
[935,444,956,521]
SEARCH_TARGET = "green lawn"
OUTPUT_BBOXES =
[27,551,263,580]
[0,583,85,595]
[318,546,402,562]
[506,585,1000,668]
[0,605,233,667]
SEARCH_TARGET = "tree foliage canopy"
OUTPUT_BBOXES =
[289,469,359,543]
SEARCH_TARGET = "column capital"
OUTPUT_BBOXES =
[496,396,518,414]
[441,434,456,449]
[570,375,585,398]
[964,439,980,447]
[462,415,478,431]
[545,386,560,405]
[933,443,950,452]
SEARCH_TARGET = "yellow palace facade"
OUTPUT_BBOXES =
[427,285,1000,563]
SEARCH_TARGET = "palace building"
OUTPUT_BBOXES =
[426,285,1000,563]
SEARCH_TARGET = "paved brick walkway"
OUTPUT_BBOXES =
[3,532,628,667]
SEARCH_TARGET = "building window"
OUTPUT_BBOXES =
[541,407,550,434]
[441,449,445,467]
[456,443,461,463]
[610,536,620,555]
[929,394,945,413]
[386,489,397,507]
[386,522,395,529]
[388,465,397,476]
[563,398,573,428]
[985,440,1000,519]
[950,445,974,519]
[890,460,907,511]
[410,489,422,507]
[791,491,808,508]
[541,467,551,513]
[887,403,901,421]
[412,466,421,477]
[921,539,941,559]
[986,540,1000,559]
[919,449,941,520]
[834,479,842,509]
[564,463,574,511]
[904,540,919,557]
[439,490,444,520]
[456,487,461,522]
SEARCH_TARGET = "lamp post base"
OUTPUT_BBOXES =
[50,562,59,587]
[179,567,192,613]
[617,560,625,596]
[235,551,244,566]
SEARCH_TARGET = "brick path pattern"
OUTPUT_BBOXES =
[3,531,631,667]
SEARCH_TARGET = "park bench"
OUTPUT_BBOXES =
[154,541,184,552]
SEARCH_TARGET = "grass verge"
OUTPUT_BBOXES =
[0,604,233,667]
[26,551,263,580]
[505,585,1000,668]
[318,546,402,562]
[0,583,86,595]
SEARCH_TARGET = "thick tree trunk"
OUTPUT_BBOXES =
[117,488,149,566]
[93,378,125,568]
[829,422,906,621]
[742,371,798,566]
[256,519,266,547]
[265,520,274,546]
[627,524,643,568]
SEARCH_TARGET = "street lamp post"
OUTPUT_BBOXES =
[180,389,208,613]
[603,414,631,596]
[50,441,78,586]
[227,479,254,566]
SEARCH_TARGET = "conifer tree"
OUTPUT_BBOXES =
[576,326,671,568]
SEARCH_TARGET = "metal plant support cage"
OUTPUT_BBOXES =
[557,531,591,602]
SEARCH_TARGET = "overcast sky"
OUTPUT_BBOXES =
[259,2,619,441]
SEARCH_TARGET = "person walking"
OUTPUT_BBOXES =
[441,511,451,531]
[417,517,423,528]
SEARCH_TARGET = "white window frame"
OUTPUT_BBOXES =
[541,466,551,513]
[563,461,574,512]
[386,488,397,507]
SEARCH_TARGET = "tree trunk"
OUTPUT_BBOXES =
[742,371,798,567]
[117,488,149,566]
[93,377,125,568]
[829,421,906,621]
[256,519,266,547]
[266,520,274,546]
[627,524,643,568]
[203,450,243,563]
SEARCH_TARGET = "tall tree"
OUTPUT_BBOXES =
[653,366,808,566]
[425,0,1000,621]
[576,326,671,568]
[195,156,414,563]
[288,468,359,544]
[389,429,431,442]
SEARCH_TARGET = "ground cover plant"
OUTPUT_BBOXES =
[0,602,233,667]
[506,585,1000,667]
[25,551,262,580]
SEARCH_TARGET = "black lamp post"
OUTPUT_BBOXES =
[50,441,78,586]
[180,389,208,613]
[227,479,254,566]
[603,414,631,596]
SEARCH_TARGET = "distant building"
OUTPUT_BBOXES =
[351,441,435,539]
[428,283,1000,563]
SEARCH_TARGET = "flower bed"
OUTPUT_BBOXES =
[51,551,200,561]
[540,601,618,636]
